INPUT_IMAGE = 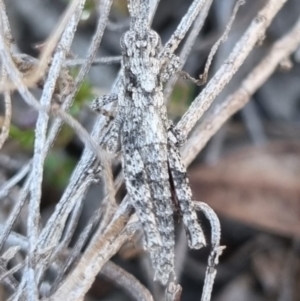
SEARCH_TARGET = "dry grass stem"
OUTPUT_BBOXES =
[0,0,297,300]
[183,13,300,165]
[177,0,288,138]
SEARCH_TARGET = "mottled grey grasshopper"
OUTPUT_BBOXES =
[91,0,208,284]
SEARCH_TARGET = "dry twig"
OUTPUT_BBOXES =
[183,13,300,165]
[0,0,298,300]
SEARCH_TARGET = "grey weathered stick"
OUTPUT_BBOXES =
[26,2,85,299]
[182,13,300,166]
[0,265,18,291]
[0,29,40,250]
[65,56,122,67]
[39,0,114,254]
[160,0,207,56]
[48,174,123,295]
[50,199,134,301]
[0,3,116,286]
[0,246,21,290]
[0,3,12,150]
[0,105,107,253]
[54,175,128,271]
[0,8,117,300]
[164,0,213,99]
[194,203,224,301]
[0,25,114,275]
[0,262,24,284]
[0,0,83,93]
[0,70,11,150]
[0,246,24,289]
[177,0,288,138]
[182,0,245,86]
[0,0,114,266]
[0,162,31,200]
[164,282,182,301]
[0,225,28,252]
[0,223,154,301]
[101,261,154,301]
[0,0,12,43]
[27,0,84,249]
[0,179,30,253]
[178,13,300,300]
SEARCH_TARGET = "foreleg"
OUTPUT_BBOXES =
[90,93,118,118]
[90,93,118,111]
[160,53,182,83]
[103,111,123,153]
[90,93,122,153]
[159,49,208,87]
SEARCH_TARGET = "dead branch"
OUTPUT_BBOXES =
[183,13,300,166]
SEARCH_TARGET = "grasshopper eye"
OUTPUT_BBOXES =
[120,31,136,56]
[121,31,135,53]
[148,31,161,56]
[149,30,160,47]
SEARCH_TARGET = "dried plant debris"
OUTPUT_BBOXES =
[0,0,299,300]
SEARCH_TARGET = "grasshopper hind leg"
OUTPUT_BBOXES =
[167,136,206,250]
[122,147,162,250]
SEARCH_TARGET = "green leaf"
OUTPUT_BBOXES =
[44,151,76,189]
[9,124,35,150]
[168,81,196,120]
